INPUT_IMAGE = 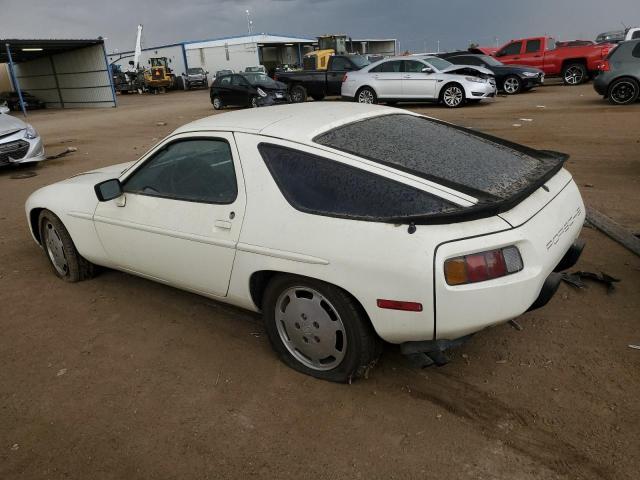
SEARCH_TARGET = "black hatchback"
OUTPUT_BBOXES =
[593,40,640,105]
[210,73,290,110]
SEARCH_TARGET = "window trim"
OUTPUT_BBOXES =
[121,136,239,205]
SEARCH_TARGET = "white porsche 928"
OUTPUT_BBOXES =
[25,103,585,382]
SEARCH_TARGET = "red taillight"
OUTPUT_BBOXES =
[444,246,523,286]
[342,73,348,83]
[376,299,423,312]
[598,60,610,72]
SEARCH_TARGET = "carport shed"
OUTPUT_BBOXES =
[1,39,116,113]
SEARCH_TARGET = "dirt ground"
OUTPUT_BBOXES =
[1,84,639,480]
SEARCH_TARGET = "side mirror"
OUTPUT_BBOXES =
[205,71,209,75]
[94,179,123,202]
[421,66,434,73]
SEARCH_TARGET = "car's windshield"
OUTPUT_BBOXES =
[480,55,502,66]
[422,57,452,71]
[187,68,204,74]
[241,72,278,87]
[349,55,371,68]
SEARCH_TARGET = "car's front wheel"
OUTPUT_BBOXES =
[441,83,465,108]
[608,78,639,105]
[38,210,95,282]
[263,274,381,383]
[212,96,223,110]
[503,75,522,94]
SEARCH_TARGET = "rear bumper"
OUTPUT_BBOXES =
[433,176,585,340]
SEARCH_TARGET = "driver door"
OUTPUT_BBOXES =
[93,132,245,297]
[402,60,437,98]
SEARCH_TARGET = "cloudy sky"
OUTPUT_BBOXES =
[2,0,639,53]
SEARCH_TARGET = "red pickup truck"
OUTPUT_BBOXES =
[482,37,614,85]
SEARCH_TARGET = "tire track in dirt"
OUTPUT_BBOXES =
[397,370,618,480]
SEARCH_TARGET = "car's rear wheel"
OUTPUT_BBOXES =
[212,96,223,110]
[608,78,639,105]
[38,210,95,282]
[441,83,465,108]
[356,87,377,104]
[503,75,522,94]
[263,274,381,383]
[290,85,307,103]
[562,63,587,85]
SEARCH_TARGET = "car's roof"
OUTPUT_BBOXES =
[174,102,402,143]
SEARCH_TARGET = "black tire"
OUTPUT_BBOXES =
[607,77,640,105]
[311,94,325,101]
[263,274,381,383]
[250,96,259,108]
[440,83,466,108]
[38,209,95,282]
[562,62,587,85]
[290,85,307,103]
[355,86,377,104]
[212,96,223,110]
[502,75,522,95]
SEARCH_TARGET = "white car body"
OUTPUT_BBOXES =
[626,28,640,41]
[0,106,45,166]
[342,56,497,104]
[25,103,584,371]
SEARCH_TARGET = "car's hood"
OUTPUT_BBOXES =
[255,81,288,91]
[0,113,26,137]
[443,64,494,76]
[491,65,543,74]
[69,161,136,181]
[188,74,205,79]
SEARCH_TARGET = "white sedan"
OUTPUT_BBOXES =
[342,56,497,107]
[25,103,585,382]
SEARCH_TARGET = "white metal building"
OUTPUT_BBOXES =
[184,34,316,74]
[347,38,397,57]
[1,39,116,109]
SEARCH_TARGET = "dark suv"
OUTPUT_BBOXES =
[593,40,640,104]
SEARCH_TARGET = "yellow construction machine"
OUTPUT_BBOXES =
[302,34,348,70]
[144,57,176,91]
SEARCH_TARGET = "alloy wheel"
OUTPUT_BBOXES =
[213,97,222,109]
[504,77,520,94]
[357,89,375,104]
[275,286,347,371]
[564,66,584,85]
[610,81,638,104]
[44,221,68,276]
[443,86,463,107]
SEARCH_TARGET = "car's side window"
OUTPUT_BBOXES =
[232,75,247,86]
[218,76,231,86]
[370,60,403,73]
[258,143,457,220]
[525,39,541,53]
[124,139,238,204]
[456,56,479,65]
[499,41,522,56]
[404,61,426,73]
[633,42,640,58]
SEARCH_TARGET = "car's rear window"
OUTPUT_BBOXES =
[314,114,560,200]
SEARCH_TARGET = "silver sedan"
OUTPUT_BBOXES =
[0,104,45,167]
